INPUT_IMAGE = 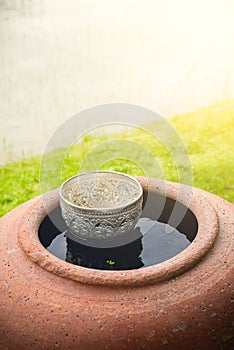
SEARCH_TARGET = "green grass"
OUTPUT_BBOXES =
[1,100,233,217]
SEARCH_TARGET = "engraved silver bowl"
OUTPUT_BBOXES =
[59,171,143,241]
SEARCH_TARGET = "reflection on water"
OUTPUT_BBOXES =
[44,217,191,270]
[39,190,198,271]
[1,0,234,164]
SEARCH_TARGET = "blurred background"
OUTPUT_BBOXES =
[1,0,234,165]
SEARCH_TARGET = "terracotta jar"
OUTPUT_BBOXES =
[0,178,233,350]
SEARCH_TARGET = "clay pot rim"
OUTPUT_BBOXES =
[18,178,219,287]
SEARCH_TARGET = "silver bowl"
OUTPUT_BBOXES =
[59,171,143,241]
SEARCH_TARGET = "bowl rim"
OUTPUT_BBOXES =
[59,170,143,213]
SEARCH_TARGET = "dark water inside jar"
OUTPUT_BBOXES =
[39,192,198,270]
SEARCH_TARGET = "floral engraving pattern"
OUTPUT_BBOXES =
[60,198,143,239]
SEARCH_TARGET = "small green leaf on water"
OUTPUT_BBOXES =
[106,259,116,265]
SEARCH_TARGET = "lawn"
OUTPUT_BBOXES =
[0,100,233,217]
